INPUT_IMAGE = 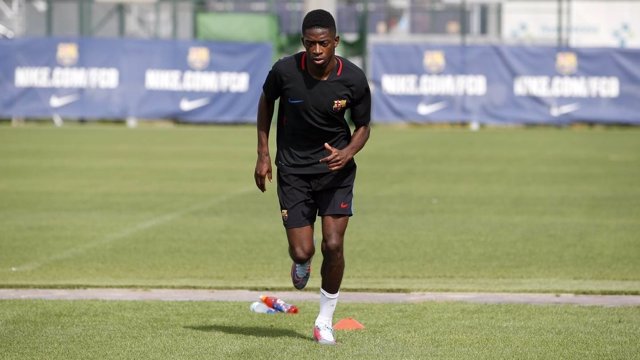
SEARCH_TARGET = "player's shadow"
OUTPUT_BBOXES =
[185,325,308,340]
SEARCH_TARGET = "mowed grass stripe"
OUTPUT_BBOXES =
[0,299,638,360]
[11,186,254,272]
[0,124,638,293]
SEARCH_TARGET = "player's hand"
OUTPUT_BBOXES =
[254,155,272,192]
[319,143,352,171]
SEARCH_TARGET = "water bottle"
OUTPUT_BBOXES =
[250,301,278,314]
[260,295,299,314]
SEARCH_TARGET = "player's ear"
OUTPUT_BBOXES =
[334,35,340,47]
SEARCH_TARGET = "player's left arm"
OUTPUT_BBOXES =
[320,124,370,171]
[321,73,372,171]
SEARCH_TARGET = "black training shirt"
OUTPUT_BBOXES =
[262,52,371,174]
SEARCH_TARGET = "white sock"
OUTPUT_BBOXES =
[316,288,339,326]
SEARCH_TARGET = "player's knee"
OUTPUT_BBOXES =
[289,246,314,264]
[321,235,343,256]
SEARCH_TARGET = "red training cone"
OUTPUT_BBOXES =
[334,317,365,330]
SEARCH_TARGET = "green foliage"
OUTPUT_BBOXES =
[0,124,639,293]
[196,12,279,43]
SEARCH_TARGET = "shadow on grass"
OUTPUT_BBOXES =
[185,325,308,340]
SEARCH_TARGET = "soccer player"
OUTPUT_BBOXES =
[253,9,371,345]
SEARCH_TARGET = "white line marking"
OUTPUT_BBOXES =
[11,187,254,272]
[1,289,638,306]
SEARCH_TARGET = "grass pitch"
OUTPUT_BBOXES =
[0,124,639,293]
[1,299,639,360]
[1,123,639,359]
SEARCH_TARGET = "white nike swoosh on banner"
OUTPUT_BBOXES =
[49,94,79,108]
[180,97,210,112]
[417,101,447,116]
[550,103,580,117]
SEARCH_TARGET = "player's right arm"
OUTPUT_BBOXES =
[254,92,275,192]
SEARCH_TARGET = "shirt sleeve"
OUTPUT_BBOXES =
[350,74,371,127]
[262,63,283,102]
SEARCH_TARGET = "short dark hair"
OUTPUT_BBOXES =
[301,9,336,34]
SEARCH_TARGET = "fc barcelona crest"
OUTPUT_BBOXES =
[555,52,578,75]
[423,51,446,74]
[187,47,210,70]
[332,99,347,112]
[56,43,79,66]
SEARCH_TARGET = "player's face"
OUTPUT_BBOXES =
[302,27,339,68]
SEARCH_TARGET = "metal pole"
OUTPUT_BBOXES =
[117,3,125,37]
[485,2,500,39]
[557,0,563,48]
[78,0,83,35]
[460,0,467,45]
[46,0,53,35]
[361,0,369,73]
[172,0,177,39]
[192,0,206,39]
[304,0,336,14]
[78,0,91,36]
[86,0,93,36]
[566,0,571,47]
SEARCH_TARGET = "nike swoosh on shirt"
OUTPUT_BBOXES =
[180,97,210,112]
[49,94,79,108]
[417,101,447,116]
[288,98,304,104]
[550,103,580,117]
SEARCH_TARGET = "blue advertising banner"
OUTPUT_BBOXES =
[370,43,640,124]
[0,38,272,123]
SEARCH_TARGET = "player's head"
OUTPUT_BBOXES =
[302,9,337,36]
[301,9,339,67]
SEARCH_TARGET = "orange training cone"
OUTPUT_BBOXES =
[334,317,365,330]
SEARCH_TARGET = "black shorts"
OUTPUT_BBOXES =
[277,165,357,228]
